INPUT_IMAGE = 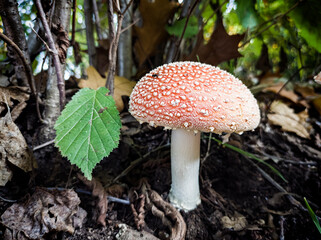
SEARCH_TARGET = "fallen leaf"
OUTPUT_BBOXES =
[78,66,136,111]
[312,96,321,115]
[314,71,321,84]
[78,66,106,90]
[263,82,300,103]
[267,101,311,139]
[294,85,320,99]
[0,111,36,186]
[221,212,248,231]
[0,188,87,239]
[0,86,30,121]
[116,224,160,240]
[78,174,108,226]
[185,16,244,66]
[134,0,178,65]
[113,75,136,111]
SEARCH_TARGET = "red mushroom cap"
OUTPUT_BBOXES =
[129,62,260,134]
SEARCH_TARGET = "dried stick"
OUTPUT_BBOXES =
[106,0,124,95]
[35,0,66,109]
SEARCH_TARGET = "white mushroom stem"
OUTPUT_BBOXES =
[169,128,201,211]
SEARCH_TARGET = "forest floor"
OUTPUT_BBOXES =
[1,87,321,240]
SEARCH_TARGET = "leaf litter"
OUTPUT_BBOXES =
[0,110,36,186]
[1,188,86,239]
[78,174,108,227]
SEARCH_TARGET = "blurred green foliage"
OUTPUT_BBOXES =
[0,0,320,82]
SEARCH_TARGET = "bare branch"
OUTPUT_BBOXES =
[35,0,66,110]
[106,0,124,95]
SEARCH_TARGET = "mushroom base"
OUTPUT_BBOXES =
[169,129,201,211]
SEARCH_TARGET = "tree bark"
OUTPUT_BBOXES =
[117,0,132,79]
[84,0,97,68]
[92,0,103,41]
[0,0,32,87]
[40,0,71,142]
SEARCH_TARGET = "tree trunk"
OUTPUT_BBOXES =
[40,0,71,142]
[117,0,132,79]
[0,0,32,87]
[84,0,97,68]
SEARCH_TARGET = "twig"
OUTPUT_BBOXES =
[35,0,66,110]
[0,195,17,203]
[33,139,55,151]
[106,0,124,95]
[121,0,134,15]
[120,18,139,34]
[29,24,54,54]
[173,0,200,61]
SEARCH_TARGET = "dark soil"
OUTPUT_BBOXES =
[1,102,321,240]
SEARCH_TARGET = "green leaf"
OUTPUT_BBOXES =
[235,0,260,29]
[304,197,321,234]
[290,0,321,53]
[54,87,121,180]
[166,16,198,39]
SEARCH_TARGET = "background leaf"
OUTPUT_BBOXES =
[78,66,136,112]
[54,87,121,179]
[166,16,199,39]
[134,0,178,65]
[289,0,321,53]
[235,0,260,29]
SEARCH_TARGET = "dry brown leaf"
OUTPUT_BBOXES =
[314,71,321,84]
[0,86,29,121]
[134,0,178,65]
[0,111,37,186]
[263,82,299,103]
[0,188,87,239]
[312,96,321,115]
[116,224,160,240]
[294,85,320,99]
[267,101,311,139]
[78,174,108,227]
[221,212,248,231]
[78,66,136,111]
[185,16,244,66]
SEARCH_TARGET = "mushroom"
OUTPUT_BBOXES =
[129,62,260,211]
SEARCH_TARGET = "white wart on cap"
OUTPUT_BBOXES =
[129,61,260,133]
